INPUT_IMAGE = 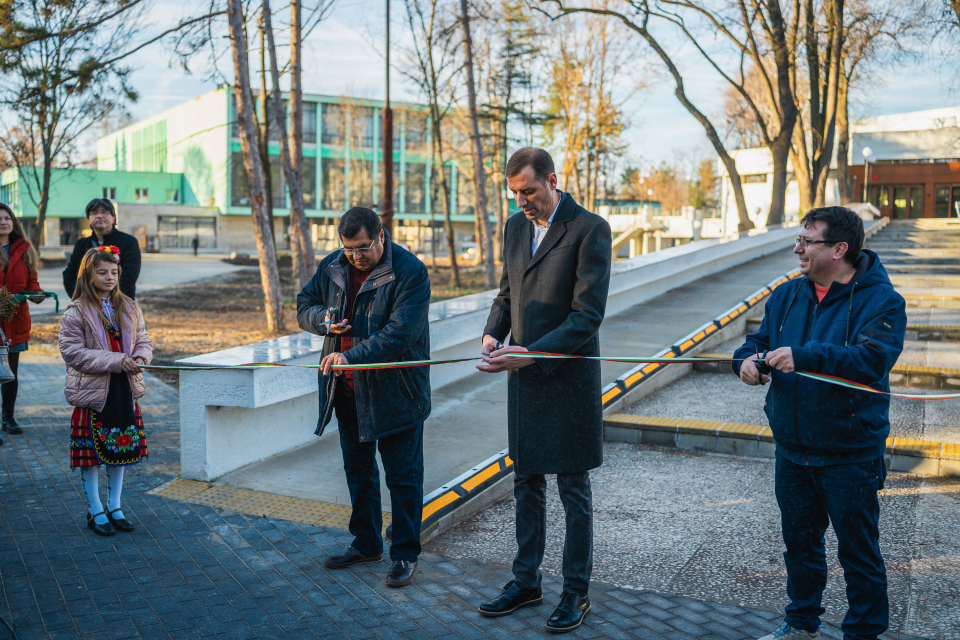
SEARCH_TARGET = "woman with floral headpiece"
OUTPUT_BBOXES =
[58,246,153,536]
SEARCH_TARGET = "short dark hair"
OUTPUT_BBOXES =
[338,207,382,239]
[800,206,864,265]
[85,198,116,218]
[506,147,555,183]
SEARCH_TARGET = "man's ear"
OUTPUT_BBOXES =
[833,241,849,261]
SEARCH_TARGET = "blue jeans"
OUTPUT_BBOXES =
[775,454,888,640]
[512,471,593,596]
[335,384,424,562]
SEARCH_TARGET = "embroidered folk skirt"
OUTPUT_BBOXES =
[69,328,147,468]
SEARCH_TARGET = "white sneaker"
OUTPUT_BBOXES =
[758,621,821,640]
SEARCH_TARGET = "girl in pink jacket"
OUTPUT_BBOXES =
[58,247,153,537]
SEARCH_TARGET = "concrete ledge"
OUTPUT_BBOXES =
[603,414,960,477]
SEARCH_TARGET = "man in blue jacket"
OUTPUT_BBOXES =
[297,207,431,588]
[733,206,906,640]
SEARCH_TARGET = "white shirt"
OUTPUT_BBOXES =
[532,196,561,255]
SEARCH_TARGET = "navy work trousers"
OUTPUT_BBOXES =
[334,383,424,562]
[775,453,888,640]
[512,470,593,596]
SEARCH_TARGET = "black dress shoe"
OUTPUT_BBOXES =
[478,580,544,617]
[107,509,135,532]
[1,416,22,435]
[86,512,115,537]
[545,592,590,633]
[385,560,418,587]
[324,546,383,569]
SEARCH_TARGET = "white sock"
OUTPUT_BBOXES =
[81,467,108,525]
[107,465,125,520]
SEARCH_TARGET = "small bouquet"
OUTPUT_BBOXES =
[0,287,20,323]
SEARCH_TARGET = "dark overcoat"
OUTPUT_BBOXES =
[483,191,612,474]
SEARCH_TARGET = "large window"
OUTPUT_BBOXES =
[430,164,452,214]
[457,168,474,216]
[322,104,345,146]
[322,157,345,210]
[303,102,317,144]
[349,158,375,208]
[231,152,250,206]
[406,113,428,152]
[302,157,317,209]
[352,107,375,149]
[158,216,217,249]
[405,163,426,213]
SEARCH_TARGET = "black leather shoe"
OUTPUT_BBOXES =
[478,580,544,617]
[86,512,115,537]
[2,416,22,435]
[107,508,135,532]
[545,592,590,633]
[385,560,418,587]
[324,546,383,569]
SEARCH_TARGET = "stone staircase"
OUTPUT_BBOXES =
[866,218,960,273]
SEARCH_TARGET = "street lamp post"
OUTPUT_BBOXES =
[380,0,394,237]
[862,146,873,204]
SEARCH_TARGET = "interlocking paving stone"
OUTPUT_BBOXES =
[0,356,938,639]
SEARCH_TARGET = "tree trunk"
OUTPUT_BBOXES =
[431,115,459,287]
[227,0,285,332]
[263,0,313,291]
[258,24,275,248]
[290,0,315,287]
[836,71,854,204]
[31,161,52,247]
[769,136,791,227]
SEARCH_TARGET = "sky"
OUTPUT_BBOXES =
[123,0,959,173]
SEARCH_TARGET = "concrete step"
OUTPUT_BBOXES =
[903,294,960,309]
[889,275,960,288]
[744,316,960,341]
[603,413,960,477]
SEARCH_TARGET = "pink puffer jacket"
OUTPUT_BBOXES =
[58,299,154,411]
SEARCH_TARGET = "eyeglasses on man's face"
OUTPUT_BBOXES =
[91,209,115,218]
[341,237,380,256]
[795,236,835,249]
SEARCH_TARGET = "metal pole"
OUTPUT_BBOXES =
[380,0,394,237]
[863,156,869,204]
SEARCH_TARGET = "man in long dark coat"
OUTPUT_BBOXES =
[476,147,611,634]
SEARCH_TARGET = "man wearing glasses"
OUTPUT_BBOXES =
[733,207,906,640]
[297,206,431,588]
[63,198,142,298]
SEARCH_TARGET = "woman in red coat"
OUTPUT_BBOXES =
[0,203,44,441]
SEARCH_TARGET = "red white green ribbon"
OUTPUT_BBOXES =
[797,372,960,401]
[140,355,960,401]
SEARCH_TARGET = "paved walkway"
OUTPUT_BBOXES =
[0,355,866,640]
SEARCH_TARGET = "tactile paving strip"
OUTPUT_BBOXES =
[148,478,390,531]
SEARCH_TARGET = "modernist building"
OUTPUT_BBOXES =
[1,87,495,252]
[718,106,960,230]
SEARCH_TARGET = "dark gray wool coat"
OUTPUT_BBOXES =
[483,191,612,475]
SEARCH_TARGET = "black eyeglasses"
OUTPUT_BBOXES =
[795,236,835,249]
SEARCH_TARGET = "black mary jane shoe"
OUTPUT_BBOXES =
[107,508,135,532]
[86,512,116,537]
[385,560,418,587]
[545,592,590,634]
[1,417,22,435]
[478,580,544,617]
[324,546,383,570]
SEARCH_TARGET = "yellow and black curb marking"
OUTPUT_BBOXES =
[420,449,513,537]
[692,354,960,391]
[603,413,960,478]
[148,479,392,533]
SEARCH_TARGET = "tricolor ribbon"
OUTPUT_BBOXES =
[137,354,960,401]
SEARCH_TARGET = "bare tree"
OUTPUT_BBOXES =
[539,0,756,230]
[262,0,314,290]
[459,0,497,288]
[226,0,285,331]
[400,0,462,286]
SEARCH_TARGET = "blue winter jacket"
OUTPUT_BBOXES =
[296,237,432,442]
[732,249,906,466]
